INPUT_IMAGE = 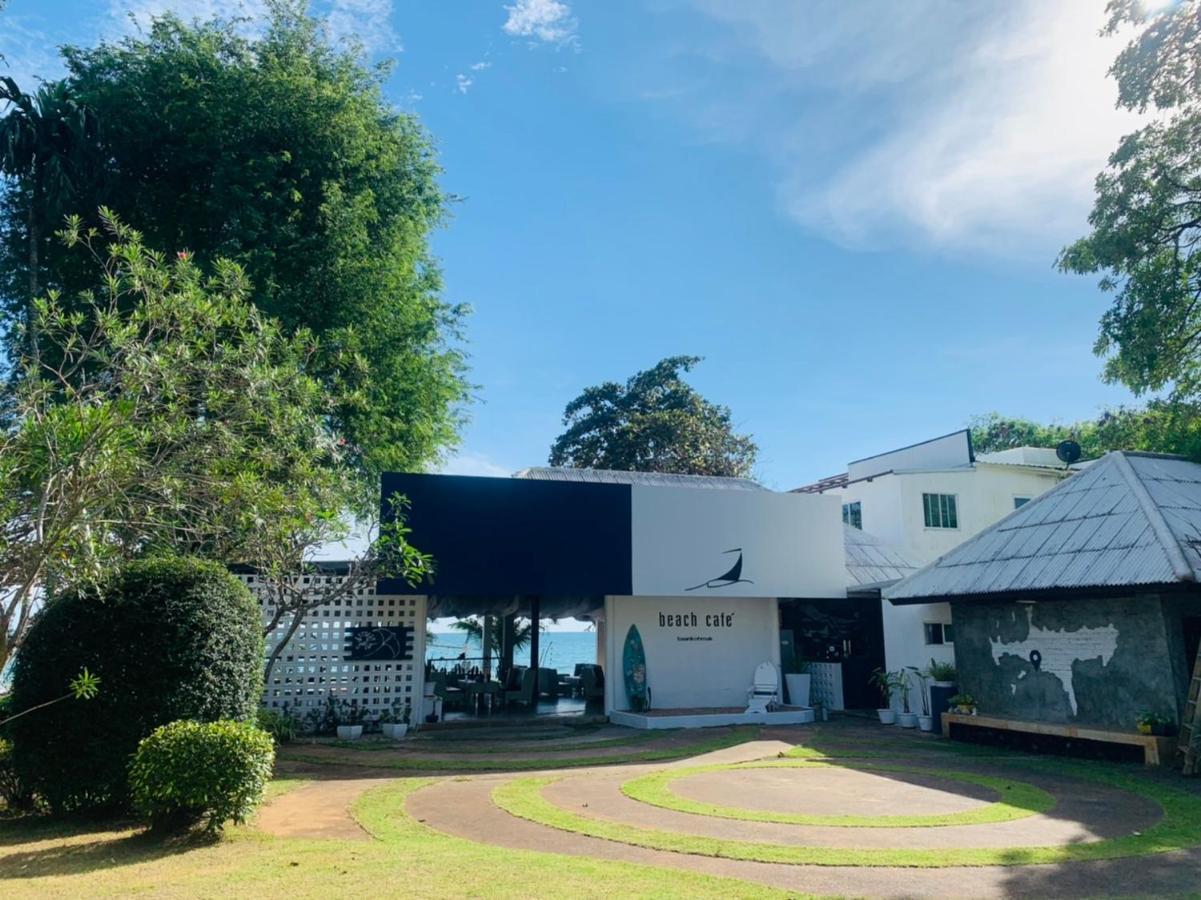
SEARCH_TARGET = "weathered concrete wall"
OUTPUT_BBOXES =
[951,595,1179,731]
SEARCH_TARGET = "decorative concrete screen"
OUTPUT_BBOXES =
[237,571,426,720]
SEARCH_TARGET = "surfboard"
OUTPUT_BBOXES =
[622,624,649,711]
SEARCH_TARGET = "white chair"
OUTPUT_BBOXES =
[746,661,780,714]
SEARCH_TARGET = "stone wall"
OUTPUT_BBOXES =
[950,594,1182,731]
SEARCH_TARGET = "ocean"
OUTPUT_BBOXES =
[425,630,597,675]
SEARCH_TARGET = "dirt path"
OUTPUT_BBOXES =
[258,778,386,840]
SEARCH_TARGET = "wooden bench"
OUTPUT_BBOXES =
[942,713,1177,766]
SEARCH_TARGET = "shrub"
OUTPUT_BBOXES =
[9,557,264,814]
[0,737,33,811]
[256,707,299,744]
[129,719,274,833]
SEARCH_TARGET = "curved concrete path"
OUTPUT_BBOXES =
[406,774,1201,899]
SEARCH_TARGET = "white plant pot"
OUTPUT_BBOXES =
[918,715,934,732]
[337,724,363,741]
[785,673,811,707]
[898,712,918,729]
[381,723,409,740]
[877,708,897,725]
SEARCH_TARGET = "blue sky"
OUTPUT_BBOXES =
[0,0,1148,488]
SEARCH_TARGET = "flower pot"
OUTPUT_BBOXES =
[877,708,897,725]
[785,673,811,707]
[381,723,409,740]
[918,715,934,732]
[898,712,918,729]
[336,724,363,741]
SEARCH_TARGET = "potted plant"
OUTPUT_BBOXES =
[896,669,918,728]
[927,658,957,687]
[336,699,365,741]
[947,693,976,716]
[382,700,411,739]
[785,658,811,707]
[870,668,899,724]
[1136,711,1177,737]
[908,666,934,731]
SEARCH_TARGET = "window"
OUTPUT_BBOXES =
[842,501,862,530]
[922,492,958,528]
[1013,496,1031,509]
[924,622,954,645]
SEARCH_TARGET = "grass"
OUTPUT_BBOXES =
[493,757,1201,868]
[278,726,759,772]
[0,778,804,899]
[620,759,1055,827]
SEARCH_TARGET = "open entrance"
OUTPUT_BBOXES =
[422,597,606,724]
[778,595,886,710]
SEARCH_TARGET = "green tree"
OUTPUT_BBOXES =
[0,1,467,478]
[1059,1,1201,400]
[0,76,99,362]
[448,616,538,657]
[968,414,1100,457]
[0,212,429,670]
[549,356,758,478]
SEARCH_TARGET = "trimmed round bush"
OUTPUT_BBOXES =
[9,557,264,813]
[129,719,275,832]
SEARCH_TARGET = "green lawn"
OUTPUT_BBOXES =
[0,778,803,899]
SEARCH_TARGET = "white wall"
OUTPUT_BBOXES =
[604,595,780,711]
[630,485,845,599]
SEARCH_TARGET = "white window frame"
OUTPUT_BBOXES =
[922,492,959,530]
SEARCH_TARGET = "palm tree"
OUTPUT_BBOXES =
[448,616,539,658]
[0,77,100,361]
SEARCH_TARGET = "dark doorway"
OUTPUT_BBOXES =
[779,595,886,709]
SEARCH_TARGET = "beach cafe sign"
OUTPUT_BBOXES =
[657,609,737,642]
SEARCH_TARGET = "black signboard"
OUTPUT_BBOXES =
[344,625,414,661]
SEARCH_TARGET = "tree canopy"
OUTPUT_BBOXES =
[548,356,758,478]
[0,0,467,480]
[970,402,1201,461]
[1059,0,1201,401]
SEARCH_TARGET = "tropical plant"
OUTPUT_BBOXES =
[549,356,758,477]
[0,667,99,730]
[907,666,931,717]
[869,668,904,708]
[256,707,299,744]
[8,557,263,814]
[2,2,468,477]
[448,616,539,658]
[0,75,99,362]
[925,659,958,684]
[948,693,977,714]
[128,719,275,833]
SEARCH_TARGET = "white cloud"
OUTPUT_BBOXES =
[502,0,577,45]
[678,0,1141,256]
[471,61,492,71]
[455,73,473,94]
[324,0,401,55]
[438,451,512,478]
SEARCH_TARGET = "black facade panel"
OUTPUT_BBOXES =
[378,473,633,596]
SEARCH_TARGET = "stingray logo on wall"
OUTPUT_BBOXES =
[686,548,753,591]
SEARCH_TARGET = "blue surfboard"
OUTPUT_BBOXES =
[623,624,648,711]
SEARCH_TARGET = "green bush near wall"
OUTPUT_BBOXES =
[8,557,264,814]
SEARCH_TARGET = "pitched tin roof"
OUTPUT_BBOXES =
[512,466,766,491]
[885,451,1201,602]
[844,525,920,590]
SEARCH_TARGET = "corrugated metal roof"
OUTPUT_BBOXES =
[844,525,920,589]
[512,466,766,491]
[885,451,1201,602]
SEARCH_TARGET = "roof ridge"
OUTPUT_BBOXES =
[1109,451,1195,583]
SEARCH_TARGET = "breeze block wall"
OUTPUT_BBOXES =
[236,571,426,723]
[951,594,1180,731]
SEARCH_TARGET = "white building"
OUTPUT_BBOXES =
[794,429,1077,711]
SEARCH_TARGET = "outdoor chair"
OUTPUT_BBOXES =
[579,665,604,701]
[504,667,538,707]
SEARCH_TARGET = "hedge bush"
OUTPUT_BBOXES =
[129,719,275,832]
[9,557,264,813]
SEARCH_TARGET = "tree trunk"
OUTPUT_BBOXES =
[27,171,41,367]
[262,605,305,689]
